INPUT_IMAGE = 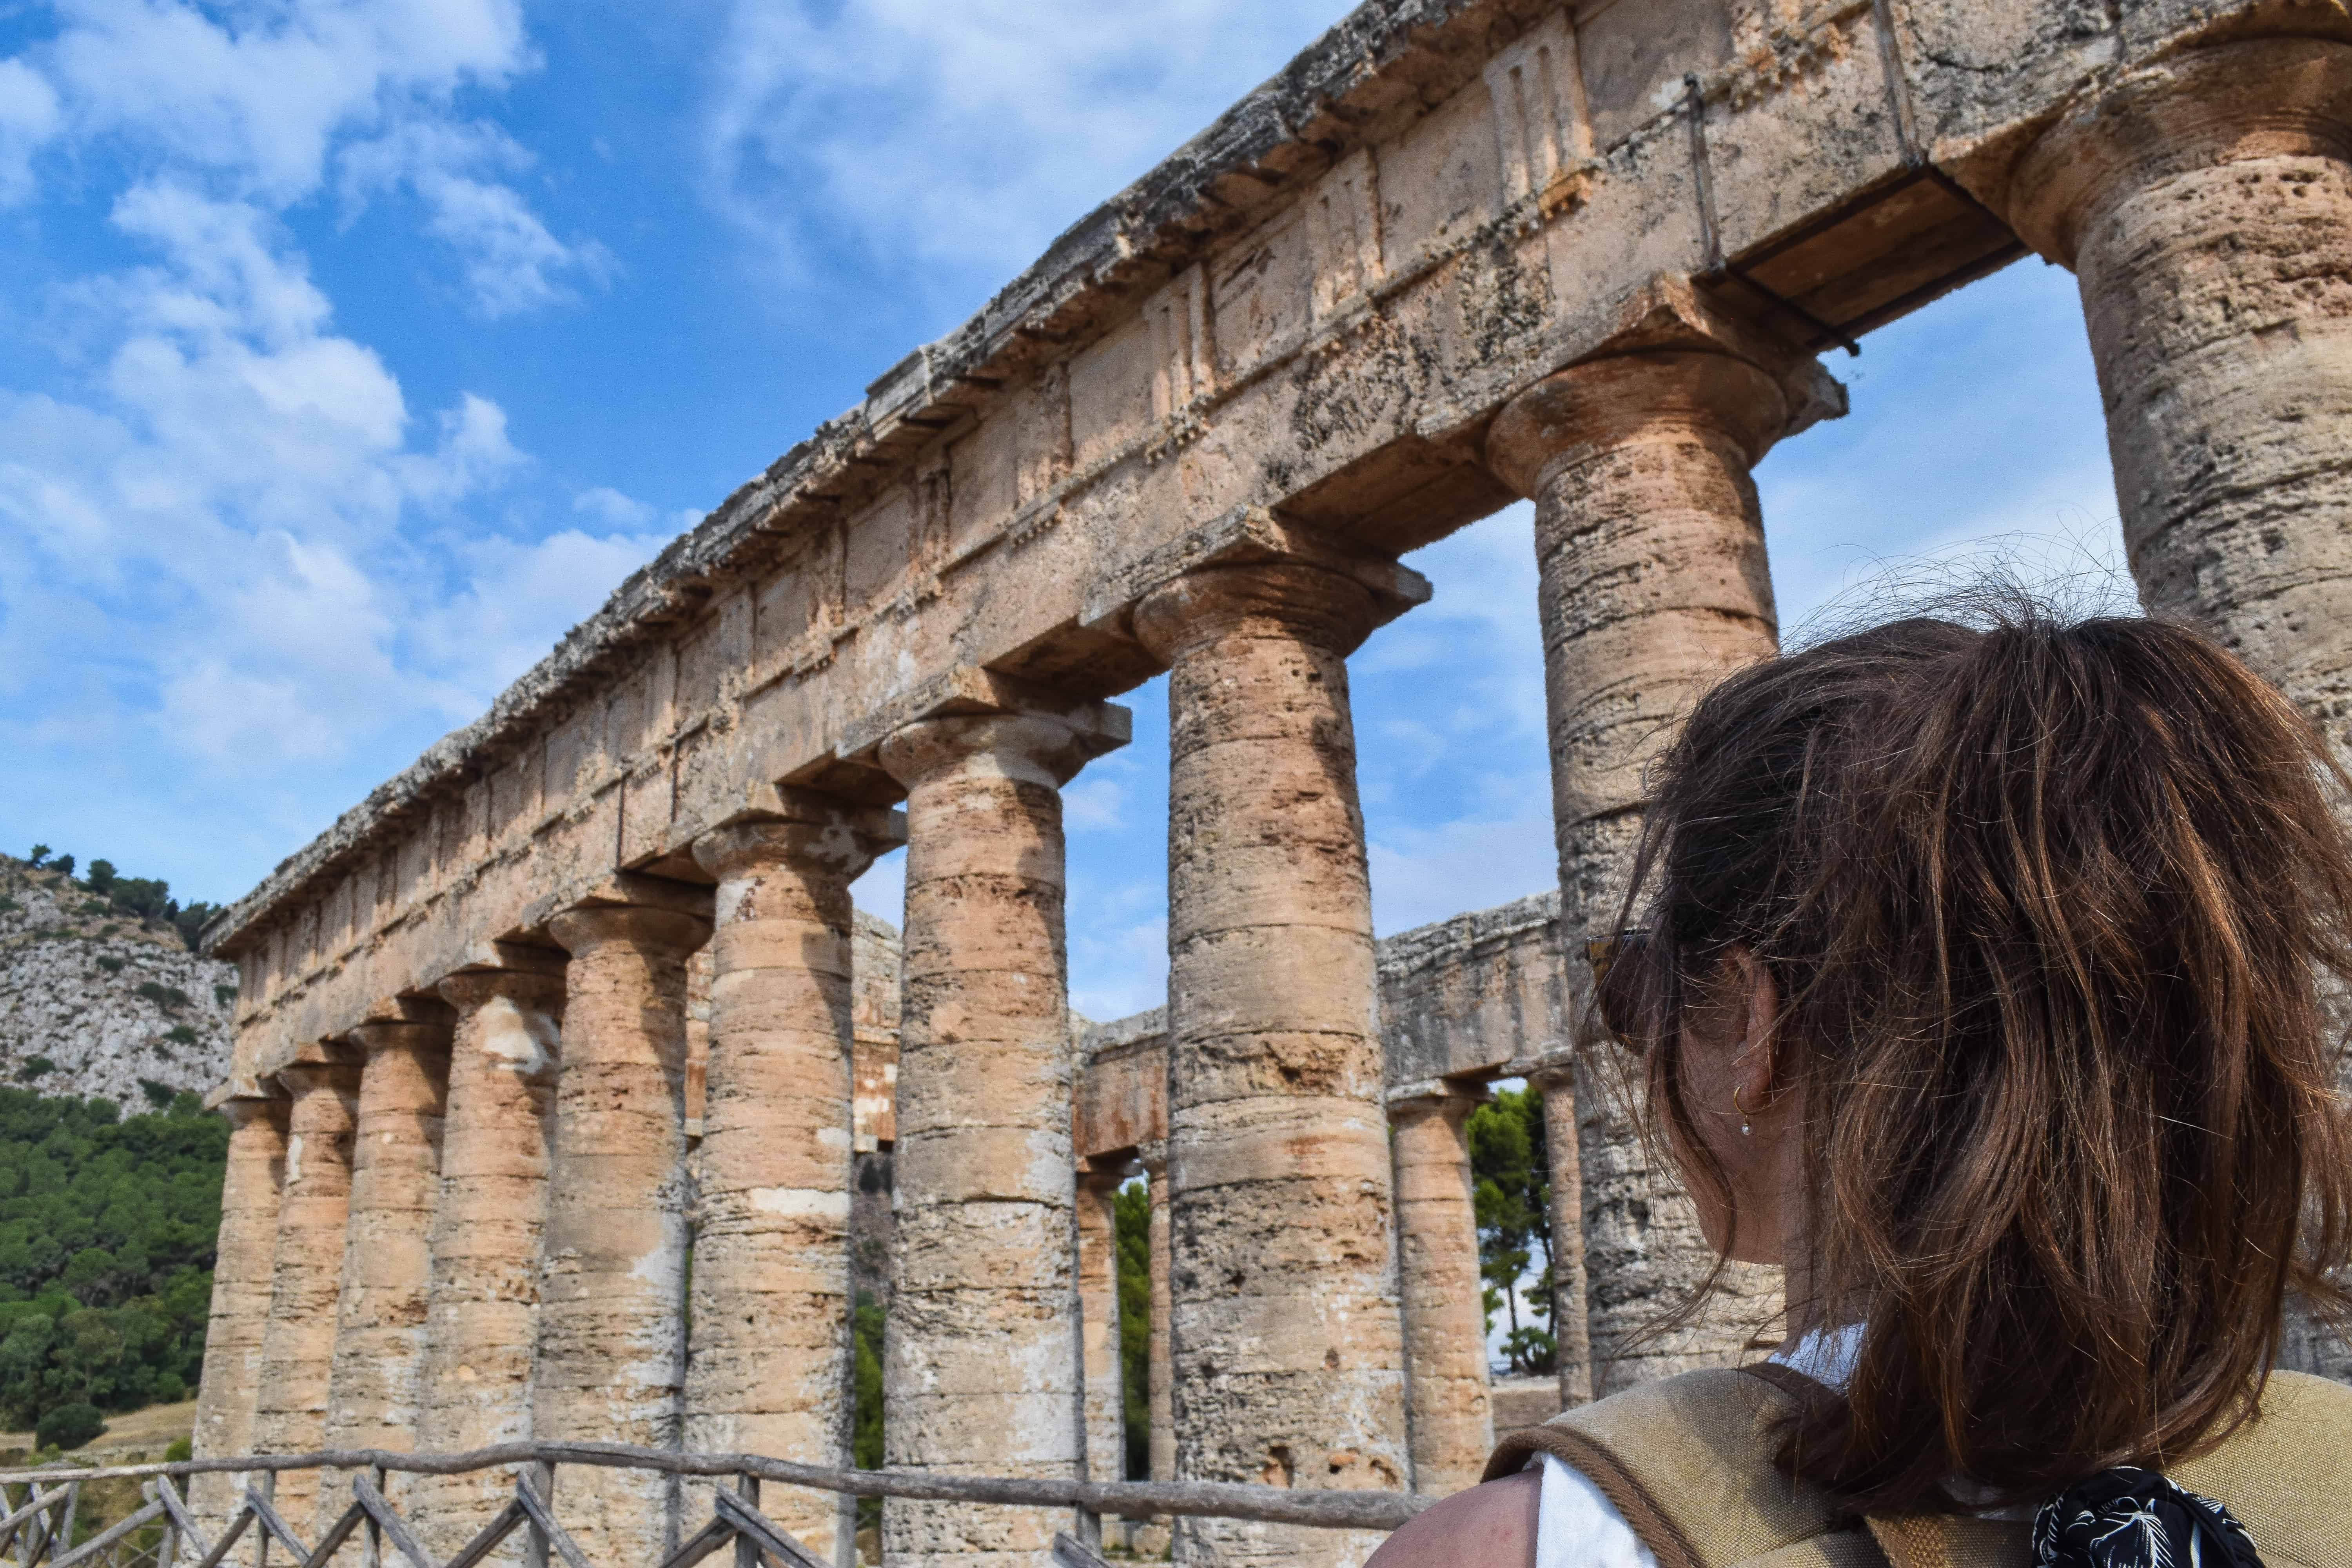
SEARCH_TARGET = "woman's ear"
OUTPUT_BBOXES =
[1726,947,1781,1111]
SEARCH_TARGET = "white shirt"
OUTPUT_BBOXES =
[1531,1327,1865,1568]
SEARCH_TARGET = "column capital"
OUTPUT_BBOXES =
[1137,1138,1168,1176]
[346,1009,452,1058]
[216,1093,288,1129]
[1518,1055,1580,1092]
[546,902,711,959]
[877,708,1122,792]
[2005,36,2352,266]
[691,789,906,885]
[437,963,565,1016]
[1093,506,1428,662]
[1385,1078,1490,1123]
[1486,348,1795,499]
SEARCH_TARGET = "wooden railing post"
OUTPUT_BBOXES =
[518,1464,551,1568]
[361,1467,384,1568]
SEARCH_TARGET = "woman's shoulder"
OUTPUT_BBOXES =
[1365,1468,1541,1568]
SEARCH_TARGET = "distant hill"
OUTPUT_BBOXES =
[0,853,235,1108]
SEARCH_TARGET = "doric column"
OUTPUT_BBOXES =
[873,697,1125,1568]
[321,1011,450,1531]
[1132,554,1420,1568]
[538,898,712,1566]
[1388,1086,1492,1499]
[410,958,564,1560]
[248,1051,360,1531]
[1076,1166,1127,1489]
[1528,1063,1592,1408]
[2004,37,2352,755]
[190,1094,287,1530]
[1487,347,1804,1394]
[686,796,902,1562]
[1140,1142,1174,1492]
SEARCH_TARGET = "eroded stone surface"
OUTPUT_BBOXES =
[1136,562,1407,1568]
[536,904,711,1566]
[1389,1092,1492,1498]
[410,965,563,1561]
[684,803,900,1558]
[875,709,1119,1567]
[249,1058,359,1532]
[190,1095,286,1532]
[321,1013,450,1535]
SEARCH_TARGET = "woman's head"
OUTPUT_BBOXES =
[1601,598,2352,1513]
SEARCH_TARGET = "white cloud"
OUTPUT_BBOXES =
[574,485,656,528]
[0,59,61,203]
[0,2,640,825]
[41,0,531,201]
[702,0,1343,288]
[341,118,612,316]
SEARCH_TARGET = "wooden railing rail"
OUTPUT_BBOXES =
[0,1445,1430,1535]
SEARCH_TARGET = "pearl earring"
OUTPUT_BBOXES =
[1731,1085,1755,1136]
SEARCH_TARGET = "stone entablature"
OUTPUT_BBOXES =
[201,0,2144,1080]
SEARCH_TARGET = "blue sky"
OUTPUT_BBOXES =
[0,1,2124,1022]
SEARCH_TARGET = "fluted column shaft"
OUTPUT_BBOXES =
[411,964,564,1559]
[249,1056,360,1530]
[876,709,1116,1568]
[1141,1146,1174,1492]
[686,802,900,1562]
[1076,1169,1126,1489]
[1530,1065,1592,1408]
[2006,37,2352,759]
[1134,563,1407,1568]
[1487,349,1794,1394]
[1389,1092,1492,1498]
[321,1014,450,1535]
[538,903,711,1566]
[191,1095,287,1530]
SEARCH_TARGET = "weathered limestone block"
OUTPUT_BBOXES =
[1487,346,1815,1393]
[875,706,1122,1568]
[1530,1064,1593,1409]
[537,901,711,1566]
[321,1013,451,1530]
[191,1095,287,1530]
[2005,36,2352,759]
[249,1054,360,1531]
[1388,1088,1493,1498]
[1076,1167,1127,1489]
[1134,562,1411,1568]
[685,799,902,1560]
[410,962,564,1560]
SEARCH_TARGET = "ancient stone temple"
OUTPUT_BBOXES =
[194,0,2352,1563]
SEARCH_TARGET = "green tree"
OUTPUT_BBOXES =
[0,1089,225,1427]
[27,847,49,869]
[36,1401,103,1452]
[1469,1085,1556,1375]
[1113,1180,1152,1479]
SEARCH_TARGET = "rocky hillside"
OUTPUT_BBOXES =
[0,857,234,1107]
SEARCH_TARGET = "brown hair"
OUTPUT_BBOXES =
[1602,599,2352,1514]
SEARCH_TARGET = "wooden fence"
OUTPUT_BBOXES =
[0,1443,1434,1568]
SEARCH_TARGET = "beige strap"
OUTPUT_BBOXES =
[1487,1366,2352,1568]
[1485,1369,1846,1568]
[1861,1515,2029,1568]
[1737,1532,1891,1568]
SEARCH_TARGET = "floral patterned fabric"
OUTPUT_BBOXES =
[2031,1467,2264,1568]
